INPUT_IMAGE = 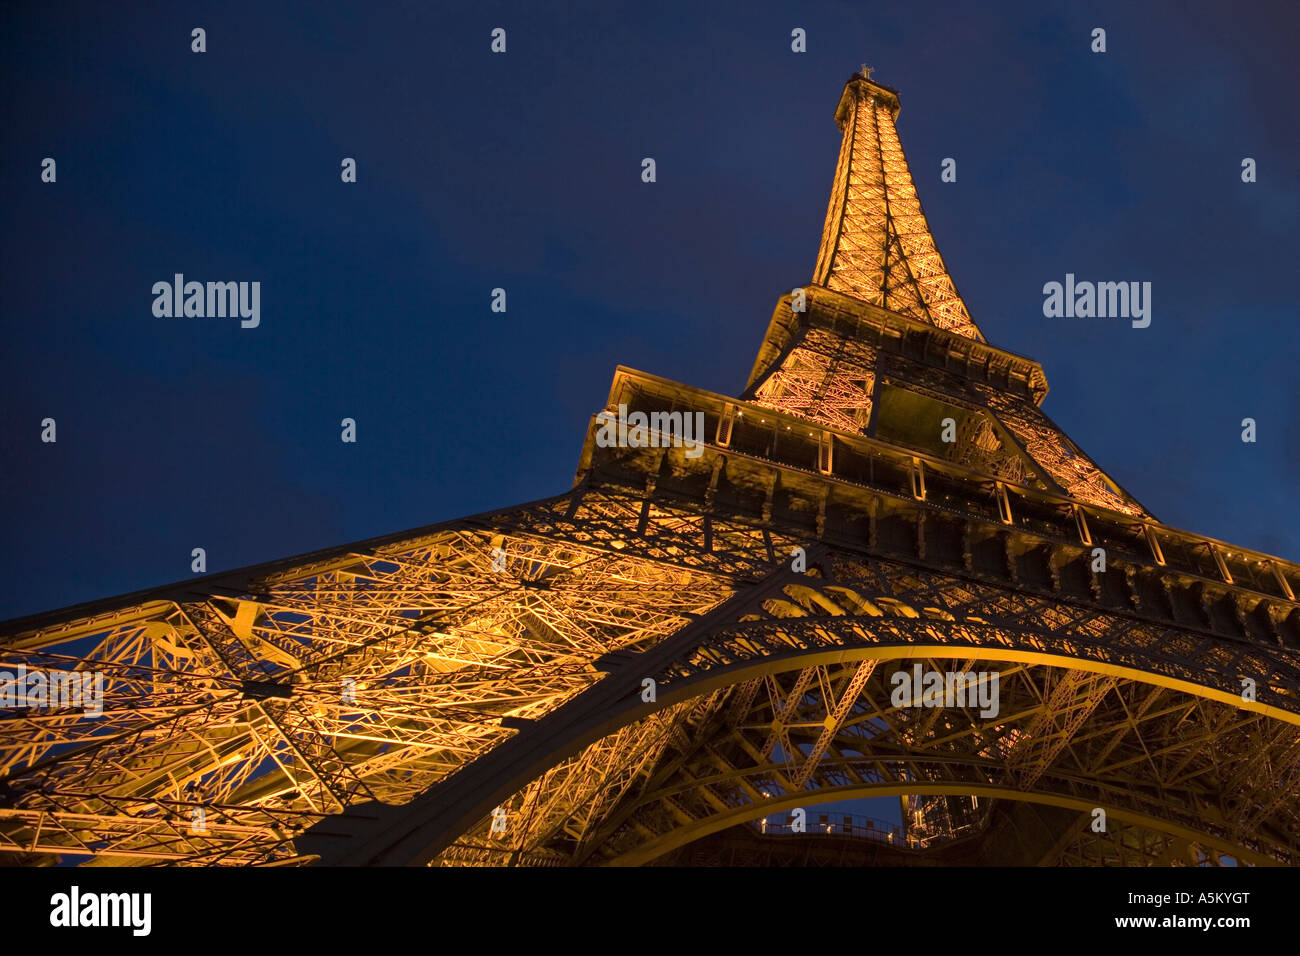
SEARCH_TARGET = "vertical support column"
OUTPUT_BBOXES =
[1072,504,1092,546]
[716,403,737,449]
[1267,561,1295,601]
[910,457,927,502]
[818,431,834,475]
[1143,523,1166,567]
[995,481,1014,525]
[1209,544,1233,585]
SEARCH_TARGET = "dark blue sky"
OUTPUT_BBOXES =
[3,0,1298,621]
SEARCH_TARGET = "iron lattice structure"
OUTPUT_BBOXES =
[3,70,1298,868]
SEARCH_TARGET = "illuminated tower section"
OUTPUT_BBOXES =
[2,69,1298,869]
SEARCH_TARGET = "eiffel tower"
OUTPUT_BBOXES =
[4,68,1299,868]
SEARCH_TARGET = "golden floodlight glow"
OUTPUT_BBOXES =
[0,67,1296,871]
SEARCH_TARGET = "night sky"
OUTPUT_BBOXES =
[2,0,1297,622]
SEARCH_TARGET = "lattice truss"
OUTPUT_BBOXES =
[1052,818,1246,866]
[436,692,731,866]
[664,812,1242,867]
[440,552,1300,866]
[812,78,981,341]
[977,384,1144,516]
[0,490,808,865]
[947,409,1025,483]
[787,76,1143,515]
[751,325,1144,515]
[752,329,877,433]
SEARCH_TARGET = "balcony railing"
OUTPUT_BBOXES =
[751,812,904,845]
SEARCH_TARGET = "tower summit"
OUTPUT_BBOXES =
[747,69,1142,516]
[813,70,983,341]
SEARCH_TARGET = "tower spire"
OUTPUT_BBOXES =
[812,71,984,342]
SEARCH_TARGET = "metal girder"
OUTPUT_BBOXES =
[0,490,802,864]
[331,547,1300,867]
[789,661,877,788]
[574,661,1296,867]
